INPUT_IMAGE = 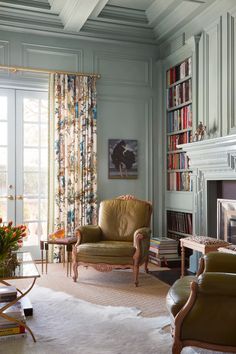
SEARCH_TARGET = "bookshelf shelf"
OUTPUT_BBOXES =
[167,100,192,112]
[168,75,192,88]
[167,128,192,136]
[167,230,191,238]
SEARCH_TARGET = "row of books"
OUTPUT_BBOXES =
[0,286,26,340]
[166,57,192,86]
[167,131,192,151]
[167,152,189,170]
[167,171,191,191]
[167,79,192,109]
[167,104,192,133]
[167,210,193,235]
[149,237,179,266]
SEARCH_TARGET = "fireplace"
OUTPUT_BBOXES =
[178,134,236,271]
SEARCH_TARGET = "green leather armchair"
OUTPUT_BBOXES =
[166,252,236,354]
[72,195,152,286]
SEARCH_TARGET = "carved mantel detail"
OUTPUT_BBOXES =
[178,134,236,236]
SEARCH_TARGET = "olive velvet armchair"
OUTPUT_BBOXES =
[72,195,152,286]
[166,251,236,354]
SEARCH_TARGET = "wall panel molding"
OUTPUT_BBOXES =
[21,43,83,77]
[228,10,236,134]
[204,17,222,138]
[97,94,153,202]
[0,40,10,78]
[94,51,152,88]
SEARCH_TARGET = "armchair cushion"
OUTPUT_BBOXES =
[75,225,102,243]
[77,241,135,258]
[99,199,151,241]
[204,251,236,273]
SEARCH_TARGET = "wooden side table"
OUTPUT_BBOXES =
[40,237,77,276]
[180,236,229,277]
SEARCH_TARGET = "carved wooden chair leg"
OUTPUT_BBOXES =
[73,262,78,282]
[133,262,139,287]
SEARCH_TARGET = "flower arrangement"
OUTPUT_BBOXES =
[0,217,27,262]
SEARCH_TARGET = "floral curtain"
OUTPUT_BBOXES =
[48,74,97,237]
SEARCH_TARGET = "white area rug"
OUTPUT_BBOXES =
[0,286,171,354]
[0,287,232,354]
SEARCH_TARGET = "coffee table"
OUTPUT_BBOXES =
[0,252,40,342]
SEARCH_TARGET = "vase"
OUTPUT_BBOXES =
[0,251,19,277]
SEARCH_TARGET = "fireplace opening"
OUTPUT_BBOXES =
[207,180,236,240]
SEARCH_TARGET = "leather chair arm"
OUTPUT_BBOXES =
[74,225,102,246]
[133,227,151,262]
[204,252,236,273]
[198,272,236,296]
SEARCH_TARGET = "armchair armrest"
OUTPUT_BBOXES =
[133,227,151,263]
[198,272,236,296]
[74,225,102,246]
[204,252,236,273]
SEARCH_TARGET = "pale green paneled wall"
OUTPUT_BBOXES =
[198,6,236,137]
[0,30,159,233]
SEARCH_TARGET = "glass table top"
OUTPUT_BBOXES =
[0,252,40,280]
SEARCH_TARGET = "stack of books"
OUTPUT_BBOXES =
[0,286,26,340]
[149,237,179,266]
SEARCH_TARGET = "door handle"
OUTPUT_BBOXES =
[16,195,23,200]
[7,195,14,200]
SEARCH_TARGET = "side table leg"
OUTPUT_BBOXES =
[40,241,44,274]
[181,245,185,277]
[45,242,49,274]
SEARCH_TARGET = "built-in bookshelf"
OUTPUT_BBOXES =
[166,57,193,192]
[167,210,193,256]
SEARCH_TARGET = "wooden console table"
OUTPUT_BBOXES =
[180,237,229,277]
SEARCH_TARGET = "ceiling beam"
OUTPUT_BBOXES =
[59,0,108,32]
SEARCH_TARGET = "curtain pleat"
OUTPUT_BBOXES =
[48,73,97,238]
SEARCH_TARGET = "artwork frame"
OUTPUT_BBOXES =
[108,139,138,179]
[217,198,236,243]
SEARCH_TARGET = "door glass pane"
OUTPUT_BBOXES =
[0,122,7,145]
[24,198,39,221]
[0,97,7,120]
[40,173,47,196]
[41,123,48,147]
[24,172,39,195]
[24,123,39,146]
[40,199,47,220]
[0,147,7,170]
[24,98,39,122]
[22,94,48,253]
[0,172,7,196]
[24,148,39,171]
[41,99,48,122]
[0,199,7,221]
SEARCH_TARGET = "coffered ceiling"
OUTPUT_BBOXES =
[0,0,220,45]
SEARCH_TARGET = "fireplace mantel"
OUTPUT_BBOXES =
[178,134,236,177]
[177,134,236,272]
[178,134,236,237]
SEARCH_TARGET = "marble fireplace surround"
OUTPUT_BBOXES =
[179,134,236,238]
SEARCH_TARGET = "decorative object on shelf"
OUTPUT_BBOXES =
[108,139,138,179]
[0,217,27,274]
[193,121,206,141]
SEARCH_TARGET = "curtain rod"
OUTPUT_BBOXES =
[0,64,101,79]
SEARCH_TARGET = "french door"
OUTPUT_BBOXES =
[0,88,48,260]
